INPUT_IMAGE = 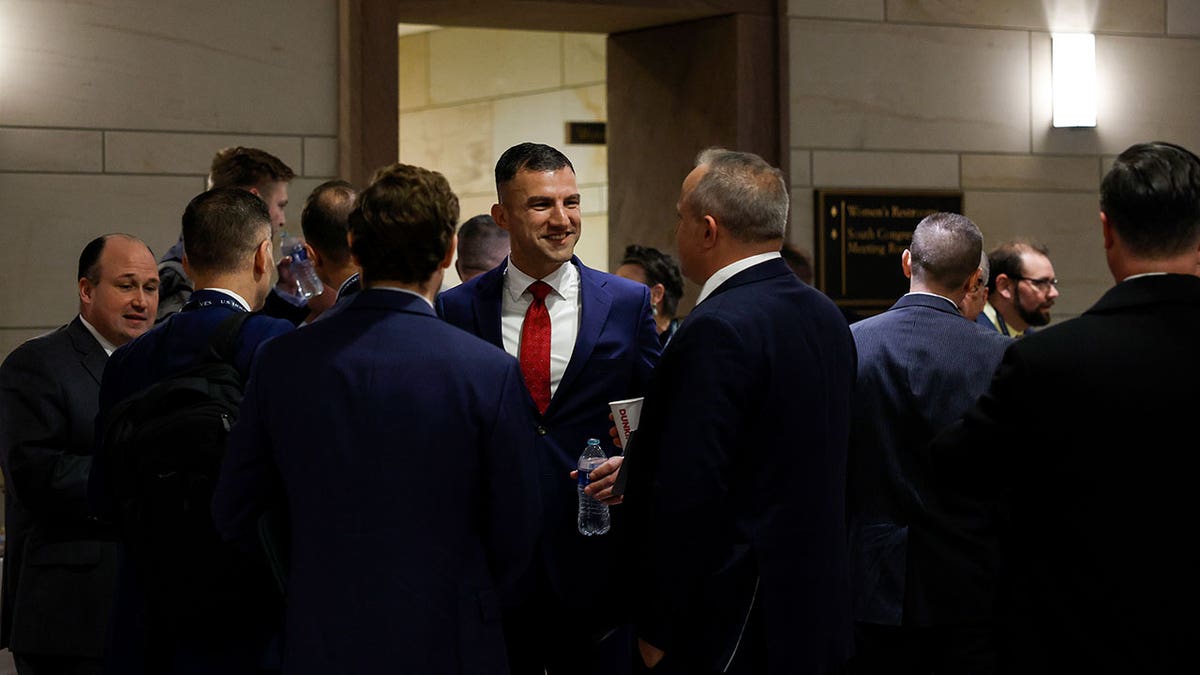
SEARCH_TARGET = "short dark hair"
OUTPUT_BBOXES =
[621,244,684,318]
[1101,141,1200,258]
[301,180,357,266]
[181,188,272,274]
[780,243,814,285]
[349,163,460,285]
[987,240,1050,293]
[209,146,296,191]
[909,212,983,289]
[689,148,788,243]
[457,214,509,270]
[495,142,574,198]
[78,234,152,284]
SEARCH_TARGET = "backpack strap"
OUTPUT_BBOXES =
[204,311,253,365]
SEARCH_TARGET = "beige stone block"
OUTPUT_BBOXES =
[0,0,336,134]
[813,151,959,188]
[282,178,337,236]
[575,213,610,273]
[564,33,606,86]
[961,154,1099,190]
[399,32,431,112]
[789,149,813,186]
[788,187,816,258]
[400,102,495,198]
[104,133,302,176]
[0,174,204,326]
[492,85,608,187]
[456,194,499,224]
[887,1,1165,34]
[965,190,1106,321]
[0,329,54,364]
[0,129,102,172]
[580,185,608,216]
[428,28,562,105]
[790,20,1029,152]
[1168,0,1200,36]
[1032,32,1200,155]
[303,137,338,178]
[789,0,885,20]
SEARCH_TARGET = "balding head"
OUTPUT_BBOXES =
[906,212,984,294]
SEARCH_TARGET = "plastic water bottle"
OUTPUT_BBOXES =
[280,232,323,299]
[577,438,611,536]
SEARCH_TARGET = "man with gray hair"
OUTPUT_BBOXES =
[960,249,991,322]
[845,212,1010,674]
[454,214,510,283]
[594,148,856,674]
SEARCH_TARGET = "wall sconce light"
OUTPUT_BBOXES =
[1052,33,1097,128]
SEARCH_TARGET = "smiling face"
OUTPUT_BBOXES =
[79,236,160,346]
[492,167,581,279]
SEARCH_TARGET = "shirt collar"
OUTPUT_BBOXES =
[78,314,118,356]
[904,291,961,312]
[503,257,576,301]
[371,286,435,309]
[1122,271,1169,282]
[203,288,252,311]
[338,272,360,297]
[696,252,782,306]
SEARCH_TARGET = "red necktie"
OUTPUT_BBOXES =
[520,281,553,415]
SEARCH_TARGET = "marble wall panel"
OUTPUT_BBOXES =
[399,33,431,112]
[789,0,885,21]
[0,174,204,327]
[1032,32,1200,155]
[400,102,495,198]
[961,154,1099,190]
[789,149,813,186]
[104,133,303,176]
[303,137,339,178]
[1168,0,1200,36]
[491,85,608,187]
[564,34,606,86]
[0,0,336,134]
[428,28,562,105]
[813,150,959,188]
[789,20,1030,152]
[789,187,816,258]
[887,0,1165,34]
[575,213,610,273]
[0,129,102,173]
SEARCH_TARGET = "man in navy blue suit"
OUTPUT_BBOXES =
[845,213,1010,674]
[91,188,294,674]
[437,142,660,675]
[594,148,856,674]
[212,163,541,675]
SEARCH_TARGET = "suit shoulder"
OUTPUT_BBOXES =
[1,324,73,367]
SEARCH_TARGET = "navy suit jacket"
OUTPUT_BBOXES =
[212,289,541,675]
[918,274,1200,673]
[437,256,660,618]
[623,258,856,674]
[90,289,294,675]
[847,293,1010,626]
[0,318,117,658]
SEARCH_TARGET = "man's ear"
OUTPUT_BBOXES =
[649,283,666,307]
[254,238,273,277]
[1100,210,1114,251]
[964,267,983,295]
[901,249,913,279]
[440,234,457,270]
[491,203,508,231]
[79,276,94,307]
[700,215,719,249]
[996,274,1015,300]
[182,254,193,281]
[305,241,322,269]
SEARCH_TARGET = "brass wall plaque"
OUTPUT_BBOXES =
[815,190,963,314]
[566,122,606,145]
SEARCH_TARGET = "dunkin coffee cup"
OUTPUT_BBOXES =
[608,397,644,451]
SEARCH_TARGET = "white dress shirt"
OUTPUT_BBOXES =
[78,315,117,356]
[695,251,782,307]
[502,259,580,400]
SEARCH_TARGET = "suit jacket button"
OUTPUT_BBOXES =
[536,425,548,436]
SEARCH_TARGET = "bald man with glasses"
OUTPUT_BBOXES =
[976,241,1059,337]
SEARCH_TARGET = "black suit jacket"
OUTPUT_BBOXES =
[847,293,1010,626]
[0,317,117,658]
[917,274,1200,673]
[625,258,856,674]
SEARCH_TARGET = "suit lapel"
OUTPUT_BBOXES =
[67,317,107,385]
[471,266,506,349]
[549,259,611,417]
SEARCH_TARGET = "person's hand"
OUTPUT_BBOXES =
[608,412,622,449]
[568,455,624,506]
[638,639,665,669]
[275,256,299,296]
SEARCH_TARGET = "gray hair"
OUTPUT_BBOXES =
[909,212,983,289]
[978,249,990,287]
[688,148,789,243]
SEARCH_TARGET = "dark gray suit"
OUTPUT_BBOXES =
[0,318,117,667]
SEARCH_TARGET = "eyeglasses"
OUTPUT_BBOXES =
[1012,275,1059,292]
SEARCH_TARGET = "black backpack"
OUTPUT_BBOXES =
[99,312,257,627]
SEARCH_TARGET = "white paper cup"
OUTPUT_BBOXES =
[608,397,644,451]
